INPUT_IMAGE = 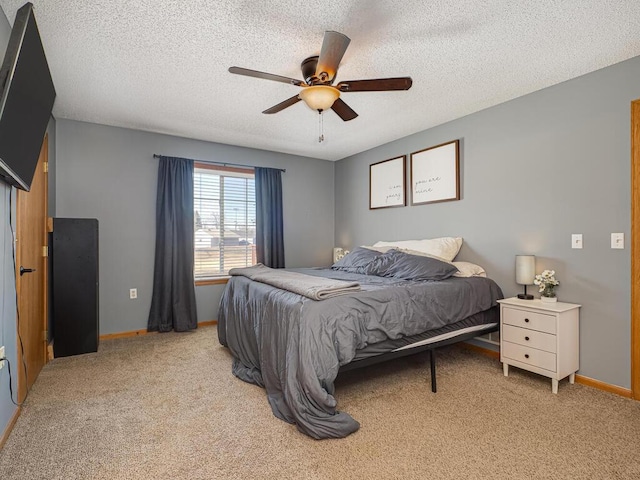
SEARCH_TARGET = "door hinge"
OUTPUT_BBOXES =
[42,245,48,257]
[43,162,48,173]
[44,330,48,341]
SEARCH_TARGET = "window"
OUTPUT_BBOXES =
[193,163,256,279]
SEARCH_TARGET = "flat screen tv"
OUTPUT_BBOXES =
[0,2,55,191]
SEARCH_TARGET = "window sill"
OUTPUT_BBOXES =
[195,277,230,286]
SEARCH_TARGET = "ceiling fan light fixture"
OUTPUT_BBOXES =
[229,31,411,121]
[299,85,340,111]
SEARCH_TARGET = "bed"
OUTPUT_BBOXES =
[217,241,504,439]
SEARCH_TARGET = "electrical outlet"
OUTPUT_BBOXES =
[0,346,5,371]
[129,288,137,299]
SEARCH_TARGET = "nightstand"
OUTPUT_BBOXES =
[498,297,580,394]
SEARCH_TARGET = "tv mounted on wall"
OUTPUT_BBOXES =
[0,2,56,191]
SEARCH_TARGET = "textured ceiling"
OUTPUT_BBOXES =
[1,1,640,161]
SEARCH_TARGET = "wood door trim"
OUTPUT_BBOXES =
[632,99,640,400]
[42,135,49,364]
[0,406,21,450]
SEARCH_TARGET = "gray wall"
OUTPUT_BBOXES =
[0,186,17,442]
[0,9,17,440]
[47,116,56,216]
[335,56,640,389]
[55,120,335,335]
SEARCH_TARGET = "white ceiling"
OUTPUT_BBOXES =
[1,1,640,161]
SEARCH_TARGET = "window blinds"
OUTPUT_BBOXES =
[193,165,256,278]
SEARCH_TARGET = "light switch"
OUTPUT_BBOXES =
[611,233,624,249]
[571,234,583,249]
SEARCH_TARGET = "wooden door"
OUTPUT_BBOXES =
[632,100,640,400]
[15,134,49,402]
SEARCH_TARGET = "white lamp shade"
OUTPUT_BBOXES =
[299,85,340,111]
[515,255,535,285]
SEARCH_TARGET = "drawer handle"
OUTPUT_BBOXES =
[524,318,530,323]
[524,354,530,359]
[525,336,530,341]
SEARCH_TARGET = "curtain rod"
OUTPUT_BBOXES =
[152,154,285,172]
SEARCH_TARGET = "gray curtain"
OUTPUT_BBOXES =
[255,167,285,268]
[148,156,198,332]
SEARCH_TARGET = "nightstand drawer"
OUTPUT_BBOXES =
[502,324,557,353]
[502,307,556,334]
[502,341,556,372]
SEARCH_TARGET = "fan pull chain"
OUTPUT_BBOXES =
[318,110,324,143]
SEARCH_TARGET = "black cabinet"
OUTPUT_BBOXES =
[52,218,99,357]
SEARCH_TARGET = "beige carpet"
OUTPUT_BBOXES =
[0,326,639,480]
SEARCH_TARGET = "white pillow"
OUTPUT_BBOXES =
[452,261,486,278]
[372,237,463,262]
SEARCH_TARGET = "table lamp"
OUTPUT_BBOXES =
[515,255,535,300]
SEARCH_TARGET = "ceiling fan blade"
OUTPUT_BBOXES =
[336,77,413,92]
[315,31,351,83]
[331,98,358,121]
[262,95,301,114]
[229,66,304,86]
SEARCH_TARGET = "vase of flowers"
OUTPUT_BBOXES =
[534,269,559,303]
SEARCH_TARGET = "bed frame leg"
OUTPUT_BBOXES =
[430,349,437,393]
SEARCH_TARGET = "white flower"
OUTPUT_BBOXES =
[533,270,559,293]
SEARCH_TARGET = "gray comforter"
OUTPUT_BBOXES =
[217,268,503,439]
[229,264,361,299]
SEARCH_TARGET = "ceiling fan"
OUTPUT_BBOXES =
[228,31,412,122]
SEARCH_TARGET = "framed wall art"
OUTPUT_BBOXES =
[369,155,406,209]
[410,140,460,205]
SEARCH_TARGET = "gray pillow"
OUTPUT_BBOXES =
[331,247,383,274]
[379,249,458,281]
